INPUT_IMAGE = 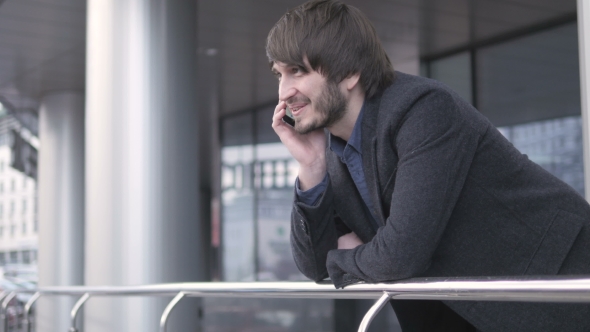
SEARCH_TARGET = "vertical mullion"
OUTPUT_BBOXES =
[578,0,590,201]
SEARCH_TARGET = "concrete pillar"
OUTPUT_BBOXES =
[85,1,204,331]
[578,0,590,201]
[37,92,85,332]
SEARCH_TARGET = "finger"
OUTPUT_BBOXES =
[273,101,287,121]
[272,110,286,127]
[274,101,286,114]
[272,102,288,126]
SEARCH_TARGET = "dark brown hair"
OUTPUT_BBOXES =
[266,0,395,99]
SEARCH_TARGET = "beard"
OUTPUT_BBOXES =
[293,81,347,135]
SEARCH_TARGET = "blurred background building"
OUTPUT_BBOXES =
[0,111,38,269]
[0,0,589,331]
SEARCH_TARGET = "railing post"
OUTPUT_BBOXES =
[0,291,7,332]
[70,293,90,332]
[159,292,186,332]
[24,292,41,332]
[1,292,16,332]
[357,291,392,332]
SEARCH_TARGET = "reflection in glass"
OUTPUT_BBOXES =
[221,144,256,281]
[498,116,584,197]
[427,22,585,198]
[221,110,304,281]
[221,112,256,281]
[475,22,584,196]
[255,142,304,281]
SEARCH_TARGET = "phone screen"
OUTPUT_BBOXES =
[282,107,295,127]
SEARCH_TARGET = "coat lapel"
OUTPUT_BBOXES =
[361,94,386,227]
[326,152,376,242]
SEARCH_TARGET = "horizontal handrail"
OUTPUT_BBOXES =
[17,276,590,302]
[11,276,590,332]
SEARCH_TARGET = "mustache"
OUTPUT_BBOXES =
[286,96,311,105]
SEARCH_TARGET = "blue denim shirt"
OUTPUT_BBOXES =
[295,102,379,231]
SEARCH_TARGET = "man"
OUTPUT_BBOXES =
[267,1,590,331]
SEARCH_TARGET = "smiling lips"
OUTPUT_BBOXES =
[287,103,308,117]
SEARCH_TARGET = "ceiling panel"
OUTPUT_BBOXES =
[0,0,578,120]
[0,0,85,115]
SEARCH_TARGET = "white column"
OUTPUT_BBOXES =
[37,91,85,332]
[85,1,204,332]
[578,0,590,201]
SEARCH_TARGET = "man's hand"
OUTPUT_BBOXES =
[337,232,363,249]
[272,101,326,190]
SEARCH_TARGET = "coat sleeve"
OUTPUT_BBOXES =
[326,90,483,288]
[290,175,341,282]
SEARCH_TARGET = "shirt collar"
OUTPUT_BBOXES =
[329,100,366,157]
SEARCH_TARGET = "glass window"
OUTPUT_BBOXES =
[9,251,17,264]
[222,112,254,146]
[217,108,332,331]
[254,106,303,281]
[22,199,26,213]
[221,107,306,282]
[203,298,334,331]
[22,222,26,234]
[430,22,584,197]
[221,113,256,281]
[429,52,472,104]
[477,22,583,196]
[477,23,580,127]
[22,250,30,264]
[498,117,584,195]
[10,179,14,192]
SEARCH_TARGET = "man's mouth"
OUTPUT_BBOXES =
[288,104,307,117]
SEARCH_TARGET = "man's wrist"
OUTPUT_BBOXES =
[298,158,327,191]
[295,174,328,206]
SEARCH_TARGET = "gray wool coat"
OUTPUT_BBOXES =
[290,71,590,331]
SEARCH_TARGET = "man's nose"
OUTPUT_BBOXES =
[278,78,297,102]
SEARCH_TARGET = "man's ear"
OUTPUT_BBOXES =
[343,73,361,91]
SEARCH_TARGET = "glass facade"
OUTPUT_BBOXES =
[218,16,584,332]
[429,52,473,104]
[477,23,580,127]
[217,106,336,331]
[498,117,584,196]
[427,22,584,197]
[221,106,305,282]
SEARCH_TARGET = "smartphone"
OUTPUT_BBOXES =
[282,107,295,127]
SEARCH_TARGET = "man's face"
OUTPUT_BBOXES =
[272,61,347,134]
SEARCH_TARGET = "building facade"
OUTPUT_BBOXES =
[0,113,38,269]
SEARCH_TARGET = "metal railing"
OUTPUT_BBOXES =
[4,276,590,332]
